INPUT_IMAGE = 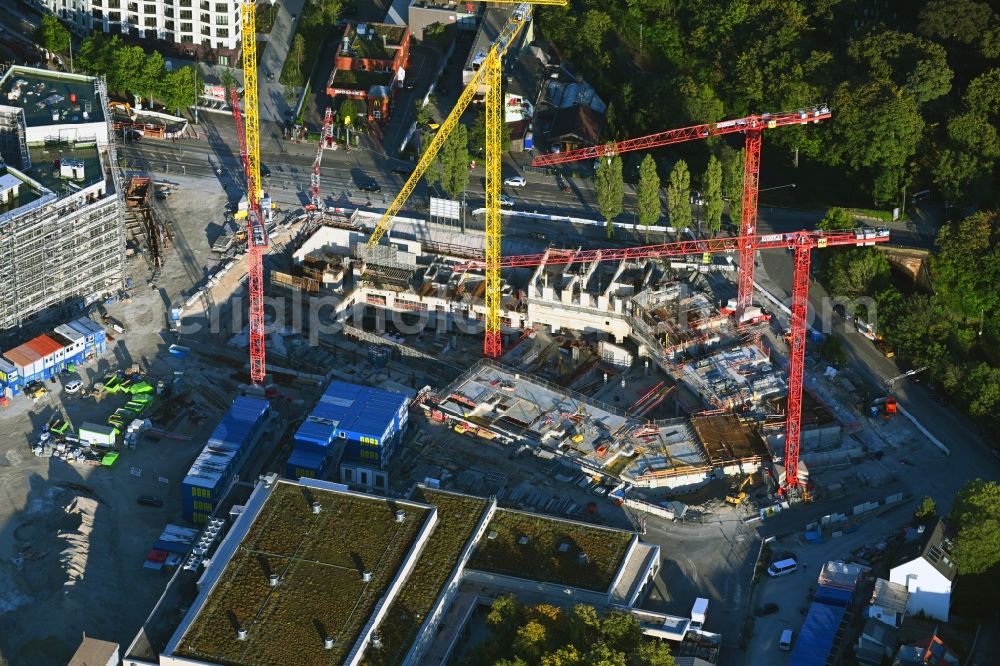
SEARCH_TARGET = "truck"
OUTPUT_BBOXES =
[690,597,709,630]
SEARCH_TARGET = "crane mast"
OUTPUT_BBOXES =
[308,107,335,213]
[232,0,267,385]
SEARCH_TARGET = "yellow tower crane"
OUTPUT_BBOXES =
[365,0,566,358]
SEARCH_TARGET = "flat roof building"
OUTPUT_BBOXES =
[181,396,270,523]
[127,478,660,666]
[285,379,410,493]
[0,66,125,335]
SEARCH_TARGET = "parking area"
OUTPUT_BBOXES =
[746,500,917,665]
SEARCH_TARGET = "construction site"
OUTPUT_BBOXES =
[0,2,964,665]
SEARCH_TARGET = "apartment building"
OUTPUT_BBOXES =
[27,0,243,64]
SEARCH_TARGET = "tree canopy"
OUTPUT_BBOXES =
[36,15,71,58]
[636,154,661,236]
[666,160,692,231]
[595,153,624,238]
[462,596,676,666]
[949,479,1000,615]
[534,0,1000,206]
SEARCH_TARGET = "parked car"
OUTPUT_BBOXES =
[504,175,526,187]
[358,180,381,193]
[137,496,164,507]
[64,379,83,394]
[767,557,798,577]
[499,194,515,207]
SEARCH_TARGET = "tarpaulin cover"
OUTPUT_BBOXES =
[789,601,847,666]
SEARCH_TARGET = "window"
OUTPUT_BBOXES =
[181,21,191,31]
[107,0,119,8]
[179,9,191,18]
[343,468,353,482]
[216,14,227,24]
[360,471,368,485]
[375,474,386,488]
[144,17,155,26]
[109,11,120,21]
[92,0,102,6]
[181,34,193,42]
[201,26,210,35]
[215,2,226,11]
[216,28,227,38]
[144,3,155,13]
[93,9,104,18]
[218,55,229,65]
[165,19,174,29]
[179,0,191,6]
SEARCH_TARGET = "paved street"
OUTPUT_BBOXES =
[256,0,306,123]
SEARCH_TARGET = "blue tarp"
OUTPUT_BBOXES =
[789,601,847,666]
[814,584,853,608]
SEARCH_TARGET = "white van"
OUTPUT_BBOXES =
[779,629,793,650]
[767,557,798,577]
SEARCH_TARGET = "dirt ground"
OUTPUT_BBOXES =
[0,172,252,663]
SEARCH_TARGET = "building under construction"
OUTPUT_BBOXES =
[0,65,125,335]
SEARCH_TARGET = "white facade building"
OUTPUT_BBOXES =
[28,0,243,60]
[888,520,956,622]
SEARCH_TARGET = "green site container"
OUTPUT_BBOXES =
[128,381,154,395]
[101,452,120,466]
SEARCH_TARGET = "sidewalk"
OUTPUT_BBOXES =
[256,0,307,123]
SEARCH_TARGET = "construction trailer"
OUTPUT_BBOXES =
[181,397,270,523]
[0,317,106,396]
[284,380,410,492]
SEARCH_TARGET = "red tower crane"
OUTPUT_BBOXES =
[306,107,335,214]
[531,107,831,320]
[456,226,890,489]
[229,87,268,385]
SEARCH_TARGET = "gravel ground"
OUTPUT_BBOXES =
[0,170,245,663]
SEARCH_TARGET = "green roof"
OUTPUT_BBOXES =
[174,482,431,666]
[468,509,634,592]
[363,488,489,666]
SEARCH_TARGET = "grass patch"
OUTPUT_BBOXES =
[363,488,489,666]
[468,509,633,592]
[420,22,455,49]
[331,69,394,88]
[175,481,431,666]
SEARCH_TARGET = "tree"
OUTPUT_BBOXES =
[112,45,146,98]
[825,248,891,298]
[513,621,548,660]
[918,0,993,45]
[666,160,692,232]
[340,98,360,123]
[816,207,855,231]
[703,155,723,234]
[438,123,470,198]
[159,67,198,114]
[76,34,115,76]
[915,496,937,523]
[36,14,71,59]
[932,211,1000,321]
[220,68,238,97]
[139,51,166,106]
[722,147,745,227]
[595,153,624,238]
[567,603,601,649]
[848,32,953,105]
[599,611,642,652]
[468,109,511,154]
[831,80,924,203]
[636,154,661,239]
[950,479,1000,615]
[421,132,443,191]
[487,594,523,635]
[633,641,677,666]
[290,34,307,78]
[414,100,433,127]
